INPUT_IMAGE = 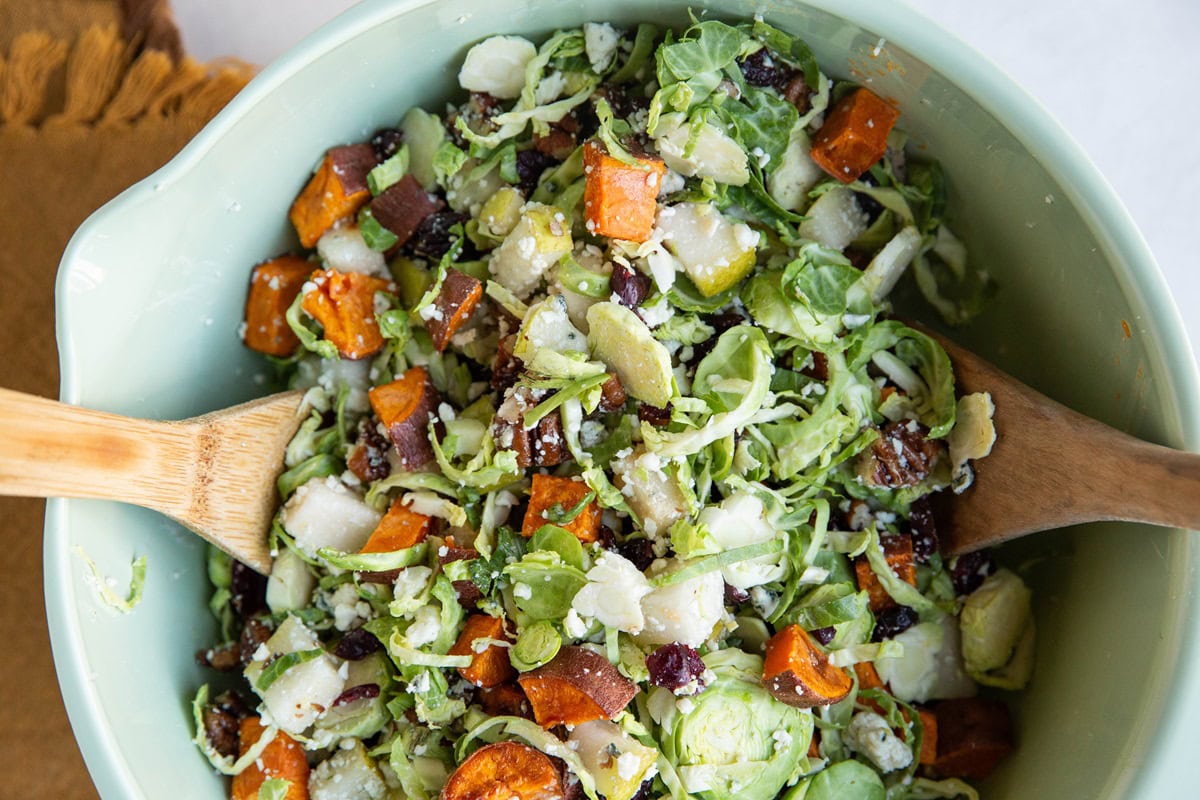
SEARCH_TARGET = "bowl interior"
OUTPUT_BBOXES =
[49,0,1199,797]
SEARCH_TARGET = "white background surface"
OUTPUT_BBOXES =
[173,0,1200,360]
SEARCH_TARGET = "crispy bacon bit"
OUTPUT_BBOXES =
[347,417,392,483]
[858,421,945,488]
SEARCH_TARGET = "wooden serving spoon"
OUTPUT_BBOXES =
[923,328,1200,555]
[0,388,306,574]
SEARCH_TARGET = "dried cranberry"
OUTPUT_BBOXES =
[370,127,404,162]
[688,312,747,364]
[724,582,750,605]
[871,605,918,641]
[908,498,939,563]
[738,48,783,87]
[515,149,556,196]
[597,525,618,550]
[410,210,469,261]
[637,402,672,427]
[628,781,653,800]
[617,538,656,572]
[611,263,650,309]
[332,683,381,707]
[334,628,383,661]
[230,558,268,616]
[348,417,392,483]
[952,551,996,596]
[810,626,836,646]
[646,643,707,690]
[854,171,884,221]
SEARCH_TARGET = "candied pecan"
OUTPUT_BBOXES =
[348,417,392,483]
[800,351,829,382]
[453,579,484,609]
[534,116,578,161]
[858,421,945,488]
[532,412,569,467]
[202,692,251,759]
[238,617,274,666]
[598,374,627,413]
[782,74,812,113]
[196,642,240,671]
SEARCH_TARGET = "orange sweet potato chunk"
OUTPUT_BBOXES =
[243,255,314,356]
[854,534,917,613]
[368,366,440,470]
[300,269,394,359]
[441,741,563,800]
[762,624,853,708]
[289,143,377,248]
[918,707,939,766]
[231,717,309,800]
[518,646,636,727]
[583,141,666,243]
[449,614,516,689]
[426,268,484,352]
[362,498,434,553]
[478,683,532,719]
[810,87,900,183]
[520,474,601,543]
[930,698,1014,780]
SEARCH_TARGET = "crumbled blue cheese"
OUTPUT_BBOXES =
[584,22,621,71]
[406,605,441,648]
[843,711,914,772]
[571,551,653,633]
[458,35,537,99]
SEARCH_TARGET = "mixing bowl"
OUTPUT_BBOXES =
[48,0,1200,797]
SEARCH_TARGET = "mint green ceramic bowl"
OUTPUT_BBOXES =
[49,0,1199,797]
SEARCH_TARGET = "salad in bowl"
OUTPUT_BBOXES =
[194,17,1033,800]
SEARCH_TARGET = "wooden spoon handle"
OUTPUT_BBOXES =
[0,388,194,519]
[1081,433,1200,530]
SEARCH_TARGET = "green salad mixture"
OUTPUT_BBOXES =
[195,17,1035,800]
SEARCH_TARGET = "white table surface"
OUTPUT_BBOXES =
[174,0,1200,362]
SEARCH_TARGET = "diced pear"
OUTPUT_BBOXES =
[797,186,868,250]
[457,35,537,99]
[767,126,824,211]
[568,720,659,800]
[489,204,574,298]
[478,185,525,240]
[586,302,674,407]
[636,559,725,648]
[399,107,446,191]
[309,740,388,800]
[656,202,758,297]
[447,158,506,217]
[245,616,345,736]
[611,447,688,538]
[652,112,749,186]
[265,548,315,614]
[316,227,387,276]
[280,476,381,559]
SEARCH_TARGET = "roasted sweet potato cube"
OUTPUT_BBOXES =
[810,87,900,183]
[450,614,516,688]
[520,474,601,542]
[854,534,917,612]
[918,706,939,766]
[425,268,484,351]
[441,741,563,800]
[368,366,440,469]
[762,624,853,708]
[243,255,314,356]
[931,697,1014,780]
[362,498,434,553]
[300,269,394,359]
[231,717,309,800]
[518,646,637,727]
[478,683,532,719]
[583,141,666,243]
[369,174,443,248]
[289,143,377,247]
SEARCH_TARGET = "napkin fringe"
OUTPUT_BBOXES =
[0,24,254,129]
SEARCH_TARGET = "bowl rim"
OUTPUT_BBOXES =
[48,0,1200,797]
